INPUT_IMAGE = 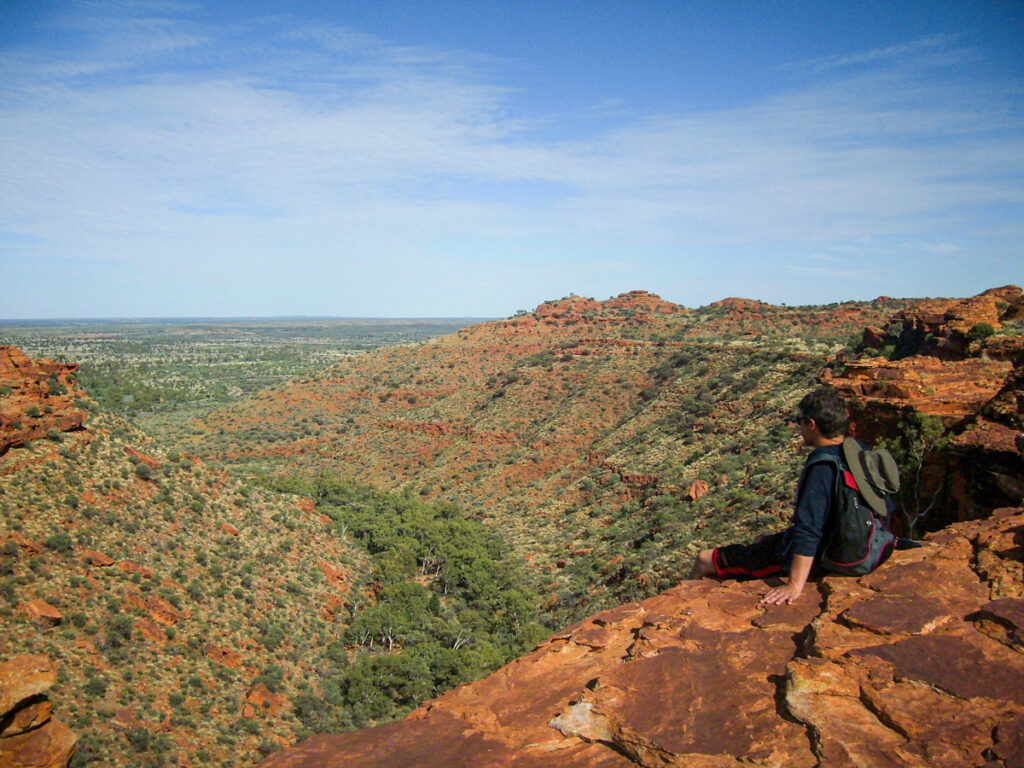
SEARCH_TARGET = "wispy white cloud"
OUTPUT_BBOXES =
[787,34,961,73]
[0,2,1020,316]
[901,241,962,254]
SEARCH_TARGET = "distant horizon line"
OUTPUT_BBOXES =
[0,284,1014,326]
[0,316,497,325]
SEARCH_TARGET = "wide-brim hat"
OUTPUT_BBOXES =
[843,438,901,518]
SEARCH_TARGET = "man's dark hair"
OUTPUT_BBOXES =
[797,386,849,438]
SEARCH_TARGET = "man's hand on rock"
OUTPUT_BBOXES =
[762,554,814,605]
[760,582,803,605]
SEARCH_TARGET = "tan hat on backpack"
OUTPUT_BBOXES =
[842,438,901,518]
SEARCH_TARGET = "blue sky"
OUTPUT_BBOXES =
[1,1,1022,318]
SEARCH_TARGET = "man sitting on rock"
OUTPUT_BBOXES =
[689,385,854,605]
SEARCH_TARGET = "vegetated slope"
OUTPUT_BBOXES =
[0,383,363,765]
[180,290,918,626]
[0,345,543,767]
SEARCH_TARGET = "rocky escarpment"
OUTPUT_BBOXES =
[0,346,86,456]
[0,655,77,767]
[857,285,1022,361]
[829,286,1024,529]
[258,507,1024,768]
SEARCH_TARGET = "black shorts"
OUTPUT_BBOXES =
[712,531,789,579]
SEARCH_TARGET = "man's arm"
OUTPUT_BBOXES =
[760,553,814,605]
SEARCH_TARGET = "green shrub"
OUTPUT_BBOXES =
[47,375,68,396]
[84,676,108,697]
[44,532,73,553]
[967,322,996,342]
[126,727,150,752]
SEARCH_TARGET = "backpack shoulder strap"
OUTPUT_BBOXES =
[795,451,842,504]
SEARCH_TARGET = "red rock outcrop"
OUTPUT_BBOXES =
[242,683,285,719]
[831,286,1024,531]
[603,290,685,316]
[124,446,159,470]
[710,296,776,313]
[530,292,684,327]
[115,559,154,578]
[123,592,186,627]
[0,655,76,768]
[834,355,1012,439]
[1,532,44,556]
[80,550,114,567]
[859,285,1022,361]
[259,508,1024,768]
[206,644,245,670]
[16,601,63,631]
[685,479,709,502]
[0,346,87,455]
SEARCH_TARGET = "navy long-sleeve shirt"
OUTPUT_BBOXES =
[788,444,842,558]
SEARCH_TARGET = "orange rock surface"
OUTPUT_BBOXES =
[685,479,709,501]
[81,550,114,567]
[259,508,1024,768]
[834,355,1012,437]
[124,446,159,470]
[0,655,76,768]
[206,644,245,670]
[242,683,285,719]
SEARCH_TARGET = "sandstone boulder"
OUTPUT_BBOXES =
[80,550,114,567]
[0,657,56,717]
[17,601,62,631]
[242,683,285,719]
[686,479,709,501]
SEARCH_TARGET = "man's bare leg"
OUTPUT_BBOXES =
[689,548,715,579]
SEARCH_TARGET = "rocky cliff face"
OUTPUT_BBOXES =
[857,285,1022,361]
[0,346,86,456]
[829,287,1024,530]
[258,507,1024,768]
[0,655,77,768]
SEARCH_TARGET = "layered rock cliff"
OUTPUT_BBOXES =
[829,286,1024,530]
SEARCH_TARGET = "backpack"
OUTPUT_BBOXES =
[805,438,900,576]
